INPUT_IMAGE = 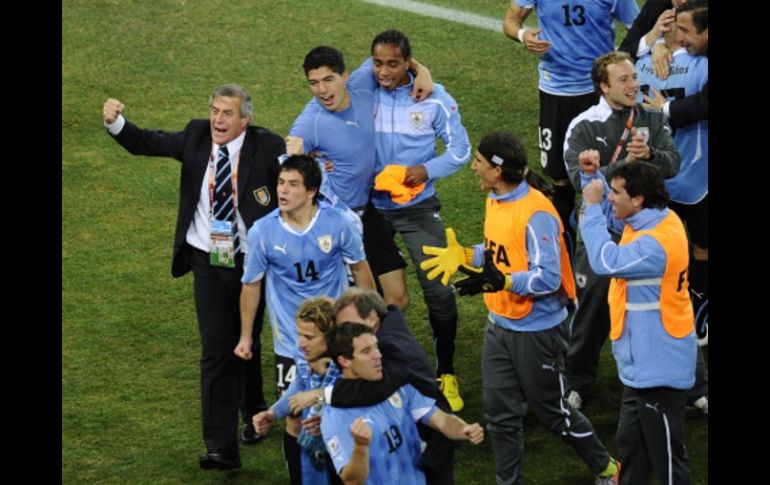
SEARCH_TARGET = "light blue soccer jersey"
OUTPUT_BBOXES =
[637,48,708,204]
[371,78,471,210]
[516,0,639,94]
[242,204,366,358]
[321,383,437,485]
[271,351,342,485]
[290,60,378,209]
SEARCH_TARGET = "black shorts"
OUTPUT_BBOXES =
[361,203,407,276]
[274,354,297,400]
[669,196,708,248]
[539,90,598,180]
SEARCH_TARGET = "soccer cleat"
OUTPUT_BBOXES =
[595,457,620,484]
[438,374,464,412]
[692,396,708,415]
[567,390,583,410]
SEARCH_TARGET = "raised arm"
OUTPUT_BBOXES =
[339,417,371,485]
[102,97,187,159]
[618,0,672,61]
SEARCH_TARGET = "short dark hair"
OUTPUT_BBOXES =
[279,155,322,203]
[333,287,388,322]
[610,162,669,209]
[326,322,375,366]
[371,29,412,59]
[677,0,708,33]
[591,51,633,92]
[303,46,346,76]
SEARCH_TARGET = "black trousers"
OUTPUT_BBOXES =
[617,386,691,485]
[565,238,612,393]
[190,245,266,453]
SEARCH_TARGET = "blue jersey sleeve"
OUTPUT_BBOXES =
[581,205,667,279]
[508,211,564,296]
[614,0,641,28]
[348,57,378,93]
[402,384,438,424]
[337,213,366,264]
[271,374,304,419]
[422,87,471,180]
[321,409,355,475]
[289,102,320,154]
[242,220,269,283]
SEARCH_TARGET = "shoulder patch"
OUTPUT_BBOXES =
[253,186,271,206]
[388,391,403,409]
[326,435,342,458]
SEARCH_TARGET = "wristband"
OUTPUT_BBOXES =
[518,27,529,43]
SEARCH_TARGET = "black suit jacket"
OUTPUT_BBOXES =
[669,80,708,128]
[113,118,284,277]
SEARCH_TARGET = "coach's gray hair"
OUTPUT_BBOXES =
[333,287,388,321]
[210,83,253,119]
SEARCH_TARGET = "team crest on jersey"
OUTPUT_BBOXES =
[388,391,403,409]
[253,186,270,206]
[318,235,333,253]
[326,436,342,458]
[410,111,424,128]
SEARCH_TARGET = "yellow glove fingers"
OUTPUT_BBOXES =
[426,265,444,281]
[440,272,450,286]
[421,245,443,257]
[445,227,459,247]
[420,256,441,271]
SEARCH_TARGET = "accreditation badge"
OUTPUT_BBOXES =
[210,219,236,268]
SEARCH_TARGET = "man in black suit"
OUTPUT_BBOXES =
[102,84,284,470]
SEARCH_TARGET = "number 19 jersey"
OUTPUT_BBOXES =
[321,384,437,485]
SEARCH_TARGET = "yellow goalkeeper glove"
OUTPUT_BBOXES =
[420,228,475,286]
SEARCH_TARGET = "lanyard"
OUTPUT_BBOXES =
[207,145,240,218]
[610,107,635,164]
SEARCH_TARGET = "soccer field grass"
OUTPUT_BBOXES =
[62,1,707,483]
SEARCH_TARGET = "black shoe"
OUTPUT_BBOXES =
[199,449,241,470]
[240,422,263,445]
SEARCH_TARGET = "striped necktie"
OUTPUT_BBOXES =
[213,145,240,252]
